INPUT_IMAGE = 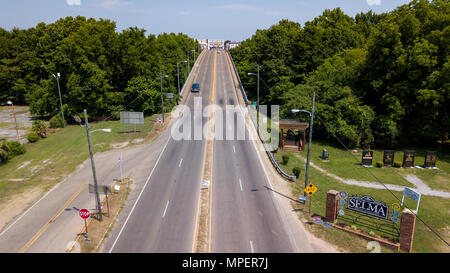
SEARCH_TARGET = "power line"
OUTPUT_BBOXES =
[313,113,450,247]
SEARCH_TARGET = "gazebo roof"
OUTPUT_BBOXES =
[279,119,309,130]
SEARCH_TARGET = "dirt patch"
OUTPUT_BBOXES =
[110,142,129,149]
[131,138,144,144]
[0,186,44,232]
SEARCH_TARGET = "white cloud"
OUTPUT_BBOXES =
[98,0,129,8]
[66,0,81,6]
[366,0,381,6]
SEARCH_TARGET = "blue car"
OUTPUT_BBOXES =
[191,82,200,92]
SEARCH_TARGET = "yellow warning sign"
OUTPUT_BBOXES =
[304,183,318,197]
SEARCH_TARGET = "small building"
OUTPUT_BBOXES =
[226,41,241,50]
[279,119,309,151]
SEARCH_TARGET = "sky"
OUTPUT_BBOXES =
[0,0,413,41]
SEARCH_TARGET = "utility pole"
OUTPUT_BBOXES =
[53,73,65,127]
[84,109,103,221]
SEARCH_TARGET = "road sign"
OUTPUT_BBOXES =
[79,209,90,219]
[304,183,318,197]
[167,93,174,99]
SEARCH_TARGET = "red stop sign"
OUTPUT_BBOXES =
[79,209,90,219]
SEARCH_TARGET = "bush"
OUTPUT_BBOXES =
[393,161,402,168]
[0,140,9,163]
[292,167,301,178]
[27,133,39,143]
[282,154,290,165]
[6,141,25,160]
[375,161,383,168]
[49,114,64,128]
[32,120,48,138]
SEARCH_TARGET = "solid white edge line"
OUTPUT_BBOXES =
[108,132,172,253]
[162,200,169,218]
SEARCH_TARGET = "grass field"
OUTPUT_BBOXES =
[0,114,162,203]
[273,138,450,191]
[273,148,450,253]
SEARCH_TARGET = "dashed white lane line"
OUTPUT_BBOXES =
[233,145,236,153]
[179,158,183,167]
[250,240,254,253]
[239,178,243,192]
[162,200,170,218]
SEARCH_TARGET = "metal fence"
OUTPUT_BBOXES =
[226,50,296,181]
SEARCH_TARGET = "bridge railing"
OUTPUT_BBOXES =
[226,50,296,181]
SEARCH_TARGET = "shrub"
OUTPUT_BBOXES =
[27,133,39,143]
[6,141,25,160]
[375,161,383,168]
[292,167,301,178]
[32,120,48,138]
[393,161,402,168]
[49,114,64,128]
[282,154,290,165]
[0,140,9,163]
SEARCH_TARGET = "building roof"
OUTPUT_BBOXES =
[279,119,309,130]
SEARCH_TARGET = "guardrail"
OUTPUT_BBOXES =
[226,50,296,181]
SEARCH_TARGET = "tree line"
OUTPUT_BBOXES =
[0,16,201,121]
[230,0,449,148]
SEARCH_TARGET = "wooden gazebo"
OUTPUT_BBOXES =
[279,119,309,151]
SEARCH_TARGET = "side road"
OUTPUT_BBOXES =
[0,126,170,252]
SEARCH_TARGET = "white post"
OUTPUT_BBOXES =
[119,153,123,182]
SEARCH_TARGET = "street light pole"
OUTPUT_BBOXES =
[7,101,19,142]
[257,65,260,133]
[187,51,190,74]
[53,73,65,128]
[84,109,103,221]
[177,62,180,94]
[304,91,315,190]
[291,91,316,192]
[248,64,260,133]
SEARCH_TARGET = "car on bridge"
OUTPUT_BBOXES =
[191,82,200,92]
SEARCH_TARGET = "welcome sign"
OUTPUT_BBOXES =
[347,195,389,220]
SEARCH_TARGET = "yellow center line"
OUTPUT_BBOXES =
[18,182,88,253]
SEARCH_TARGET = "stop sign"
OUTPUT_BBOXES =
[79,209,90,219]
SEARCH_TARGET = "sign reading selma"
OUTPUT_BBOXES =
[347,195,389,220]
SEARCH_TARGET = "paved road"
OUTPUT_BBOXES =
[0,126,169,252]
[210,50,296,252]
[105,50,214,252]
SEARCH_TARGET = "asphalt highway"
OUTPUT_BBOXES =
[210,51,296,252]
[106,50,215,252]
